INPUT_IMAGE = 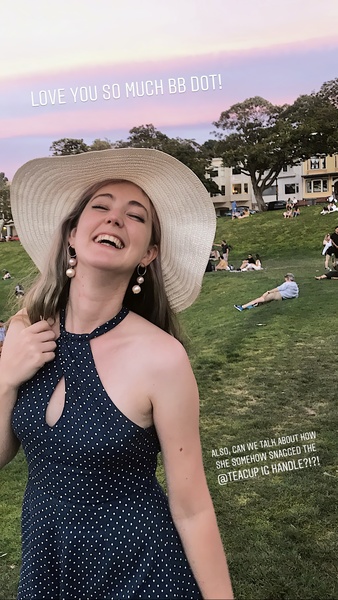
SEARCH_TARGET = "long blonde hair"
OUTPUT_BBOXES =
[23,179,182,340]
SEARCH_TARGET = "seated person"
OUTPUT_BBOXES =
[215,257,229,271]
[321,202,338,215]
[238,208,250,219]
[2,270,11,280]
[240,254,258,271]
[15,283,24,296]
[254,254,263,269]
[283,208,293,219]
[234,273,299,311]
[245,254,263,271]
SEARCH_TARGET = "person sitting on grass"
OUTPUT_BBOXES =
[243,254,263,271]
[315,265,338,280]
[238,208,250,219]
[15,283,24,297]
[215,256,229,271]
[234,273,299,311]
[238,254,256,271]
[2,270,11,280]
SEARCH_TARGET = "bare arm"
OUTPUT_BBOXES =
[0,312,56,469]
[151,341,234,600]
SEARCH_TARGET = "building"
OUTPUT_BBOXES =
[262,164,302,204]
[302,155,338,203]
[207,156,338,214]
[206,158,257,216]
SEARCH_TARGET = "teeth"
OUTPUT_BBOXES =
[94,234,124,249]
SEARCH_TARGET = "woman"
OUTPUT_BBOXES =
[0,149,233,600]
[322,233,333,270]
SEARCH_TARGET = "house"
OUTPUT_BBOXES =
[207,155,338,213]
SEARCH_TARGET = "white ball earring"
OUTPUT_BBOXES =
[132,264,147,294]
[66,246,77,278]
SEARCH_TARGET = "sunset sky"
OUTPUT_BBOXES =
[1,0,338,177]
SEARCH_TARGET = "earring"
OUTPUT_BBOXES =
[132,264,147,294]
[66,246,77,278]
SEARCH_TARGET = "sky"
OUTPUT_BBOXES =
[1,0,338,178]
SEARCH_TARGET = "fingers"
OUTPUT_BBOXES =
[41,341,57,354]
[29,319,56,334]
[42,351,56,363]
[22,321,56,344]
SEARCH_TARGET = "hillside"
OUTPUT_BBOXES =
[214,205,336,260]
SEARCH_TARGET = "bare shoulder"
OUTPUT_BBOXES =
[126,311,190,373]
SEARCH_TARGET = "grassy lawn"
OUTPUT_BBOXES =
[0,208,337,599]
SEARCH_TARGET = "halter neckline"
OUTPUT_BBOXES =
[59,306,129,340]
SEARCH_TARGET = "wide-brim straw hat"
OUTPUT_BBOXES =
[11,148,216,312]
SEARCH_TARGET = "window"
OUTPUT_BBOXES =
[309,156,326,170]
[285,184,299,194]
[221,185,225,196]
[262,185,277,196]
[244,183,248,193]
[232,167,241,175]
[282,165,288,172]
[232,184,241,194]
[306,179,328,193]
[310,158,320,170]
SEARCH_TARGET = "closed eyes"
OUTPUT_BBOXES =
[92,204,145,223]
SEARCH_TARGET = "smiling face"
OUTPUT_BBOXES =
[68,181,158,277]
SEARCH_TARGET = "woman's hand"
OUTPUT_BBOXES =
[0,314,56,391]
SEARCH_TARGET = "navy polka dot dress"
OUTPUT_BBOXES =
[12,307,202,600]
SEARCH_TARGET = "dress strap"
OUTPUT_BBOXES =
[59,306,129,340]
[88,307,129,340]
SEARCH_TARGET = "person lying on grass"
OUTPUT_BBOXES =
[315,265,338,280]
[234,273,299,311]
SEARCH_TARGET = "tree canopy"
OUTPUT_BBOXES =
[0,173,11,221]
[317,77,338,109]
[49,138,90,155]
[114,124,219,193]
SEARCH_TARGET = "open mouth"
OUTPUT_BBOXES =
[94,234,125,249]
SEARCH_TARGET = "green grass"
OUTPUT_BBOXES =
[0,209,338,599]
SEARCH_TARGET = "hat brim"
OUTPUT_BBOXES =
[11,148,216,312]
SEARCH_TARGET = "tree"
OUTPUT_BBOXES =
[213,97,296,210]
[284,93,338,157]
[49,138,90,155]
[90,138,113,151]
[213,95,338,211]
[113,124,218,191]
[0,173,11,221]
[317,77,338,109]
[114,124,170,151]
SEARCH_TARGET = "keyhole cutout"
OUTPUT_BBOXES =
[45,377,66,427]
